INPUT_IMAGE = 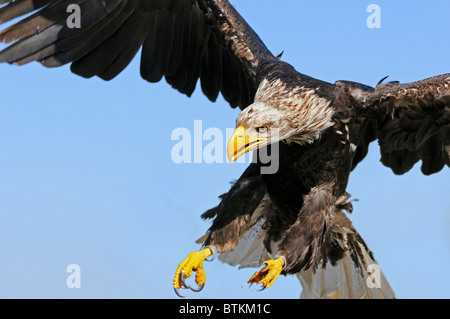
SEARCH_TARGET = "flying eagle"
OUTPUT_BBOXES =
[0,0,448,299]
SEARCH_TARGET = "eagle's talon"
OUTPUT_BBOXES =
[248,257,284,289]
[173,247,214,297]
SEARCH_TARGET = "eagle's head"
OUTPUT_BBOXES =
[227,79,335,162]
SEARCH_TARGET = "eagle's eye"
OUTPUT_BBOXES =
[256,124,269,134]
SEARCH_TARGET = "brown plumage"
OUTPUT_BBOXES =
[0,0,448,298]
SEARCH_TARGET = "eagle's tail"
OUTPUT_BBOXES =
[296,237,395,299]
[213,212,395,299]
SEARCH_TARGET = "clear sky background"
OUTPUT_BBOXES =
[0,0,449,299]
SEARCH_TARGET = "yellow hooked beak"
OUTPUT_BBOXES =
[227,126,267,162]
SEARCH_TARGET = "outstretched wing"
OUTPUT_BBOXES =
[353,74,450,175]
[0,0,276,109]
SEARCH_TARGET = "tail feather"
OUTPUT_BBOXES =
[297,241,395,299]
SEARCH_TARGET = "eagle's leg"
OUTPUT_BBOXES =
[173,246,214,297]
[248,257,285,289]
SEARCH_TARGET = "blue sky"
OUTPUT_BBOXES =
[0,0,448,298]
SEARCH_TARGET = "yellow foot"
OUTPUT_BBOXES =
[173,247,213,297]
[248,257,284,289]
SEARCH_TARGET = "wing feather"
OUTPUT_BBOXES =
[140,9,172,83]
[0,0,276,109]
[164,8,186,77]
[199,30,222,102]
[99,11,153,81]
[12,0,124,66]
[352,74,450,175]
[70,3,138,78]
[43,0,126,67]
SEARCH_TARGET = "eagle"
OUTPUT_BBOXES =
[0,0,448,299]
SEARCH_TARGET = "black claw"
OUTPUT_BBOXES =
[174,287,185,298]
[180,273,191,290]
[190,284,205,292]
[258,285,267,291]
